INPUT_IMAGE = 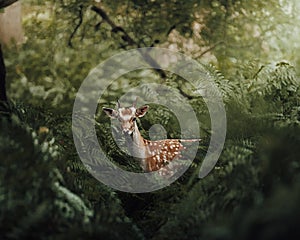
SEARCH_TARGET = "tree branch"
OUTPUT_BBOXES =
[91,5,166,79]
[0,0,18,9]
[91,5,136,46]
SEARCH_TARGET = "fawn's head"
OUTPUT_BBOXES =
[103,99,149,135]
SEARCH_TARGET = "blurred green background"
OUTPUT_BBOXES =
[0,0,300,239]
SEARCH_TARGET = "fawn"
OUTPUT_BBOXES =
[103,99,200,174]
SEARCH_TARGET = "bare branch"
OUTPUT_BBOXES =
[91,5,136,46]
[91,5,166,79]
[0,0,18,9]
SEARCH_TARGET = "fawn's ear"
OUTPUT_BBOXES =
[102,107,118,119]
[136,105,149,118]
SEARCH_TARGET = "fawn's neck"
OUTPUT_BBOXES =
[124,122,147,159]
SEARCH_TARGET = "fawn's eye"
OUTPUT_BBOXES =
[132,117,136,121]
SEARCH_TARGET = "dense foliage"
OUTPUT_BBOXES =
[1,0,300,239]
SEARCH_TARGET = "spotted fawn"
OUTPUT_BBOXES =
[103,99,200,174]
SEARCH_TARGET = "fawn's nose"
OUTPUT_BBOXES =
[122,123,134,133]
[122,128,133,135]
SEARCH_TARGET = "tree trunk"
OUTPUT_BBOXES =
[0,0,21,102]
[0,1,23,46]
[0,44,7,102]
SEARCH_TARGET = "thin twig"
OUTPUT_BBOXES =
[68,4,84,48]
[195,41,225,59]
